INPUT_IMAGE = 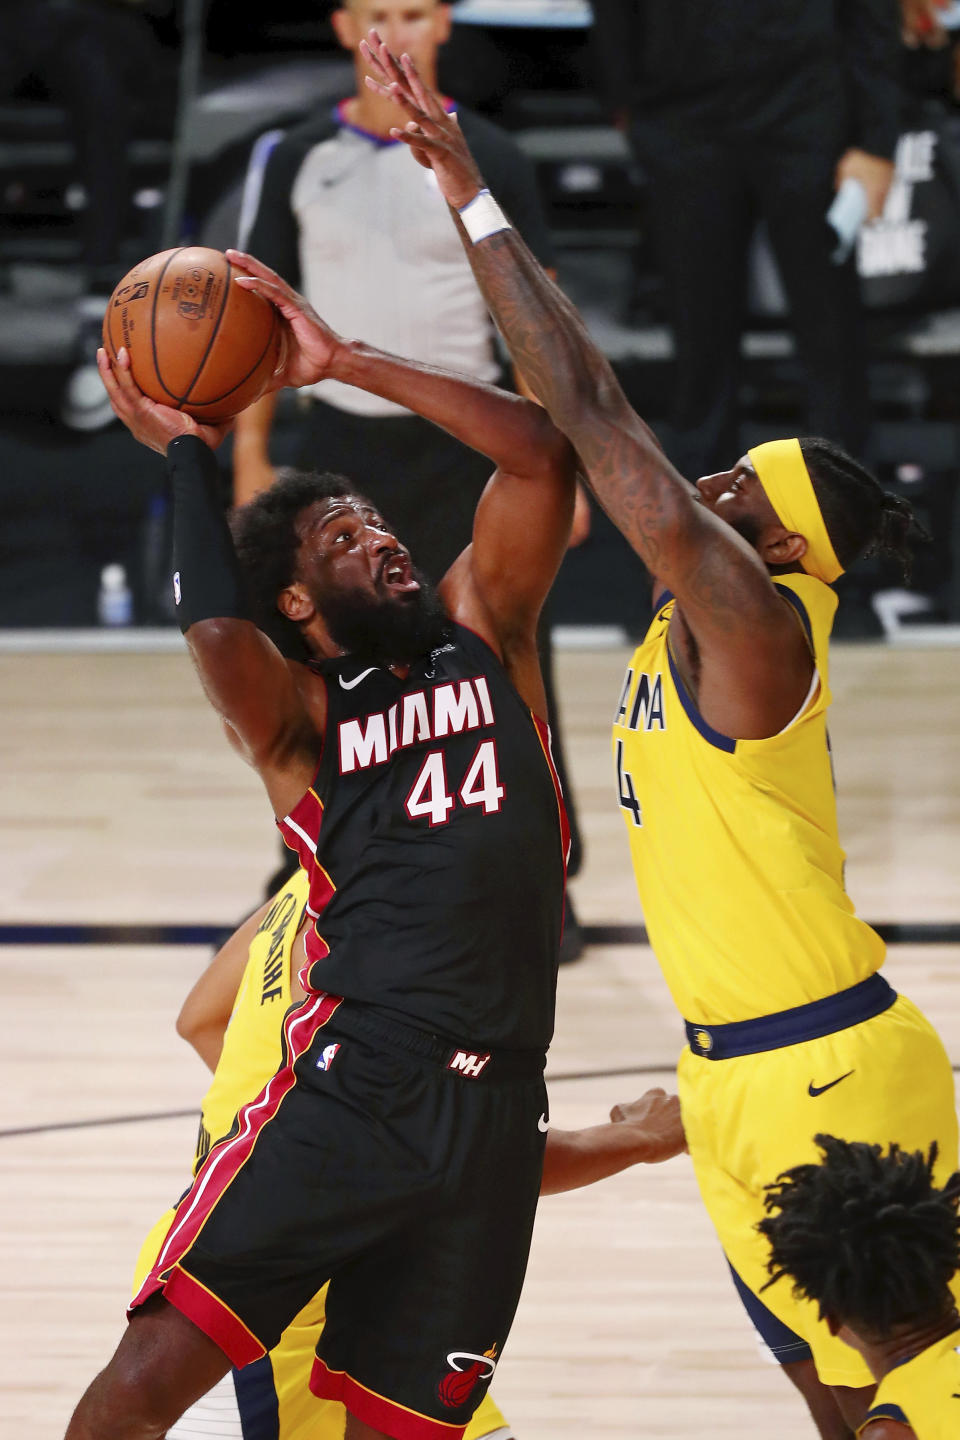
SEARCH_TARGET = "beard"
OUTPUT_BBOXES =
[729,512,761,550]
[321,566,452,665]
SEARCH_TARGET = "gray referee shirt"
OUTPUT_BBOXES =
[245,102,555,420]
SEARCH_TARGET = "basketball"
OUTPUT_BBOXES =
[102,247,284,423]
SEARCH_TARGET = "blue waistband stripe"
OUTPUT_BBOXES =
[685,973,897,1059]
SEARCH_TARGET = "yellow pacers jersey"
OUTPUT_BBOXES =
[612,575,885,1024]
[192,875,306,1173]
[133,870,309,1291]
[859,1328,960,1439]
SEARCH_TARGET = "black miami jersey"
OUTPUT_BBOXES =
[278,624,569,1050]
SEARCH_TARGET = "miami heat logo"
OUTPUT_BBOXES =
[437,1345,498,1409]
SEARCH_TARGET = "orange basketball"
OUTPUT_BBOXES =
[102,247,284,423]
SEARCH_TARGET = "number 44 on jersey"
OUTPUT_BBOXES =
[406,741,505,827]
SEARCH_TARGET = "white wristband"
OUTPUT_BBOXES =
[457,188,511,245]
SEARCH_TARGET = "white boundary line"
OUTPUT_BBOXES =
[0,624,958,655]
[0,629,187,654]
[887,624,960,647]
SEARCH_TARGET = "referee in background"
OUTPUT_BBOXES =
[234,0,587,952]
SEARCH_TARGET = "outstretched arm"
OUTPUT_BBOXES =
[230,252,577,708]
[230,248,571,485]
[540,1089,686,1196]
[362,38,813,730]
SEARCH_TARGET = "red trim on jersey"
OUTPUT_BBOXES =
[278,781,338,982]
[311,1357,467,1440]
[531,712,571,872]
[277,787,325,867]
[162,1265,265,1368]
[129,992,344,1327]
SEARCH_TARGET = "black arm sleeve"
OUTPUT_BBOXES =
[837,0,902,160]
[168,435,246,633]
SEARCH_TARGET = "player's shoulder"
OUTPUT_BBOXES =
[858,1420,915,1439]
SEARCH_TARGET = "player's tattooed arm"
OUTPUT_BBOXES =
[361,36,798,646]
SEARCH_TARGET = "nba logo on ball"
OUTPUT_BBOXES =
[316,1043,340,1072]
[173,571,181,606]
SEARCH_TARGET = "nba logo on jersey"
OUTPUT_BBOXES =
[172,571,181,606]
[315,1042,341,1072]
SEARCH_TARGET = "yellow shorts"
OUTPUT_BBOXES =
[134,1214,509,1439]
[678,992,959,1388]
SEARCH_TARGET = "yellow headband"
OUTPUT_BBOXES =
[748,438,844,585]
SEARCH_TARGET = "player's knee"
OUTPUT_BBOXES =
[69,1363,174,1440]
[82,1305,217,1438]
[90,1356,184,1438]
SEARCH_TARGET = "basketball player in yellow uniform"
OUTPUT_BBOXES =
[360,42,959,1436]
[760,1134,960,1440]
[134,870,684,1440]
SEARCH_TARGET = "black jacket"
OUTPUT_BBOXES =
[591,0,902,158]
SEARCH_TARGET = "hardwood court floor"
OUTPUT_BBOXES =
[1,643,959,1438]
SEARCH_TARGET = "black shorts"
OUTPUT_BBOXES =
[131,994,548,1440]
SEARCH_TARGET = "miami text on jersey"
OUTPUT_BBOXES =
[338,676,496,774]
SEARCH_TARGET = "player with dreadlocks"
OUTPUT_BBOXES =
[760,1134,960,1438]
[361,28,956,1440]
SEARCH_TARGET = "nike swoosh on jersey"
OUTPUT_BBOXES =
[537,1114,549,1133]
[808,1071,855,1098]
[339,667,379,691]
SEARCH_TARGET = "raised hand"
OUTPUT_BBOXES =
[96,346,232,454]
[227,249,344,390]
[360,29,486,210]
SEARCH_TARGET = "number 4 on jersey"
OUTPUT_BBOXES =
[405,740,505,827]
[405,751,454,826]
[616,738,642,827]
[460,739,505,813]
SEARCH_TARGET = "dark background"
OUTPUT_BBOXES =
[2,1,960,636]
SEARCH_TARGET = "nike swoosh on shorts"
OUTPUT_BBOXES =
[807,1071,855,1097]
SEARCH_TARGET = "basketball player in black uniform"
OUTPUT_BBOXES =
[76,264,578,1440]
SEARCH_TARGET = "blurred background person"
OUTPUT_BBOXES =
[233,0,588,947]
[591,0,902,481]
[0,0,152,300]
